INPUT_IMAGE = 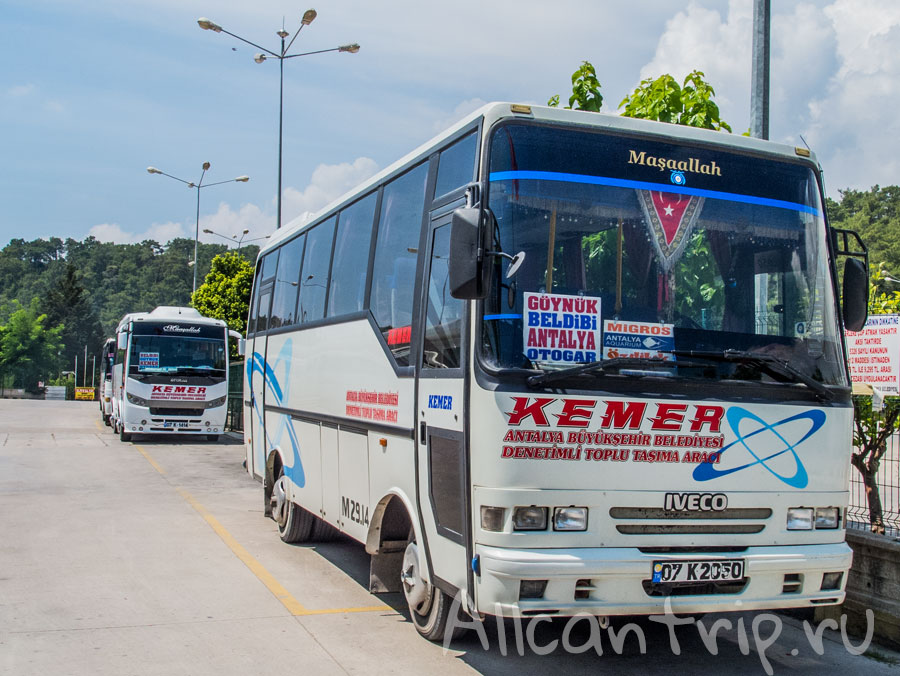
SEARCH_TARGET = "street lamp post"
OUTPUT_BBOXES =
[147,163,249,295]
[202,227,271,253]
[198,11,359,230]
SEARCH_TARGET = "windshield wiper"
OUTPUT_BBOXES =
[671,349,833,402]
[527,357,680,388]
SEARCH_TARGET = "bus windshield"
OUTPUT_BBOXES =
[481,123,846,388]
[129,335,226,376]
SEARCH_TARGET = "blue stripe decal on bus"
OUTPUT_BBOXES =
[484,313,522,320]
[488,170,821,216]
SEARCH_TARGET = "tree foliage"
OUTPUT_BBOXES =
[548,62,731,132]
[827,186,900,286]
[0,298,64,391]
[548,61,603,112]
[192,252,254,356]
[0,236,261,384]
[619,70,732,131]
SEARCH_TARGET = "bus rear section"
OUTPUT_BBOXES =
[99,338,115,426]
[112,306,230,442]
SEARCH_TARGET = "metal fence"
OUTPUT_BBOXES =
[848,431,900,535]
[227,361,244,433]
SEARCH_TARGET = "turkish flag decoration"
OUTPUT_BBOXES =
[637,190,704,271]
[651,192,692,245]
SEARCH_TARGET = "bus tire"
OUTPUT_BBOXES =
[119,424,131,443]
[401,533,467,642]
[271,468,314,543]
[103,415,111,427]
[311,518,341,541]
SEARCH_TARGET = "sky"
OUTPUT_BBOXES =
[3,0,900,250]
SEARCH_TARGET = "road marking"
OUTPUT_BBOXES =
[133,444,392,618]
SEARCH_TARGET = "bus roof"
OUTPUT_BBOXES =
[116,306,227,333]
[264,101,821,253]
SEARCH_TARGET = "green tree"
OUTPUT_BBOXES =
[44,263,105,374]
[191,252,254,356]
[0,298,64,391]
[548,61,603,112]
[827,186,900,282]
[619,70,732,131]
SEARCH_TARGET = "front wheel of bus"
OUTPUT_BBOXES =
[118,422,131,443]
[401,536,466,642]
[271,468,314,543]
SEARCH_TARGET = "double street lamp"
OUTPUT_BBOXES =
[198,11,359,230]
[202,227,271,252]
[147,163,249,295]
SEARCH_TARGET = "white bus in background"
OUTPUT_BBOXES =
[111,306,241,442]
[243,102,869,641]
[99,337,116,426]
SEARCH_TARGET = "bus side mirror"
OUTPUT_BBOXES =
[449,207,488,299]
[117,333,128,351]
[842,257,868,332]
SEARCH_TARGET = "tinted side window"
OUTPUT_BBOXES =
[297,217,336,323]
[370,163,428,366]
[328,193,377,317]
[260,250,279,280]
[435,132,477,198]
[422,224,463,368]
[247,263,263,335]
[269,235,305,328]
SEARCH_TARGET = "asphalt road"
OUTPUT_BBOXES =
[1,399,898,675]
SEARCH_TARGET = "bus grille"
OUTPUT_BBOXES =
[609,506,771,536]
[149,407,204,416]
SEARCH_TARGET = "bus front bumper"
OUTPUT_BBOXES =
[473,541,852,617]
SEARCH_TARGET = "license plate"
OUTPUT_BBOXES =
[163,421,190,429]
[651,559,744,583]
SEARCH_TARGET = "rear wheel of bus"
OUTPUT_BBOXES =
[270,466,314,543]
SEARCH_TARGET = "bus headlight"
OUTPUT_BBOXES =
[786,507,814,530]
[480,506,506,532]
[815,507,840,529]
[126,392,149,406]
[512,506,547,531]
[553,506,588,531]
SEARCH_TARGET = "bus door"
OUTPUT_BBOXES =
[249,281,274,479]
[415,214,471,604]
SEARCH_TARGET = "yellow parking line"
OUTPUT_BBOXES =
[133,444,392,618]
[134,444,167,475]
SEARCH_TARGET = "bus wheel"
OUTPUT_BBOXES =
[271,468,314,543]
[119,423,131,443]
[311,518,341,541]
[401,535,467,642]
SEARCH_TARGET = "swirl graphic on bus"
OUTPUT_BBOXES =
[248,339,305,487]
[692,407,826,489]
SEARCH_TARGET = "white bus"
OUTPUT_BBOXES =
[112,306,240,442]
[99,337,116,426]
[243,102,869,641]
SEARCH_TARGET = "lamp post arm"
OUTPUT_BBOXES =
[218,27,280,58]
[282,23,307,56]
[283,46,345,59]
[153,170,192,186]
[200,178,247,189]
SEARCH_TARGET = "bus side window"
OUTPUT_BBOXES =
[328,192,377,318]
[422,224,463,369]
[434,131,477,199]
[297,217,336,324]
[370,163,428,366]
[270,235,305,328]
